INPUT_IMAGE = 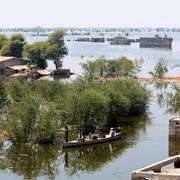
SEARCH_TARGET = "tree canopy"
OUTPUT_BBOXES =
[0,30,68,70]
[1,78,149,144]
[0,34,8,50]
[1,34,26,57]
[149,59,168,79]
[82,57,143,80]
[46,29,68,70]
[23,41,48,69]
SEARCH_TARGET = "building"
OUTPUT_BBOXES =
[0,56,29,71]
[91,38,105,42]
[139,35,173,48]
[5,65,29,76]
[75,38,90,42]
[110,39,131,45]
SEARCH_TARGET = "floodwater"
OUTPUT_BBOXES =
[0,30,180,179]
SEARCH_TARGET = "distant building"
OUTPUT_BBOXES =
[75,38,90,42]
[91,38,105,42]
[139,35,173,48]
[110,39,131,45]
[0,56,29,71]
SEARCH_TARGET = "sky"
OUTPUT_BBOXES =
[0,0,179,28]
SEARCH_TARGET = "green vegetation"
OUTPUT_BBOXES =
[0,29,68,70]
[46,29,68,71]
[0,34,26,57]
[0,34,8,49]
[167,85,180,115]
[23,41,48,69]
[149,59,168,79]
[0,79,9,113]
[0,77,149,144]
[82,57,143,80]
[114,35,127,40]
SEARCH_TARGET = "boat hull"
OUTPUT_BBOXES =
[62,133,121,148]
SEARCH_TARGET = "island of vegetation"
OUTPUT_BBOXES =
[0,61,150,144]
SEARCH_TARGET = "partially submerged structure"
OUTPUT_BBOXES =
[139,35,173,48]
[169,117,180,139]
[0,56,29,71]
[107,36,136,45]
[75,38,90,42]
[91,38,105,42]
[132,155,180,180]
[5,65,29,76]
[110,39,131,45]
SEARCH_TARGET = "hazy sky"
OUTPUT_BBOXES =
[0,0,179,28]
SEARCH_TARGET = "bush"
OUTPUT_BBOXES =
[3,78,149,143]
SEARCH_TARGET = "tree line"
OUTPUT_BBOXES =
[82,57,170,80]
[82,57,143,80]
[0,77,149,144]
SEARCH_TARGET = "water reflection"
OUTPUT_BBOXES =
[62,116,150,177]
[63,140,127,176]
[0,116,150,179]
[0,144,62,180]
[169,139,180,156]
[154,82,169,108]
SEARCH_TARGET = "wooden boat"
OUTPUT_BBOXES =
[62,133,121,148]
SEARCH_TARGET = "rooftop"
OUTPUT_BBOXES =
[0,56,15,63]
[36,69,51,76]
[7,65,29,70]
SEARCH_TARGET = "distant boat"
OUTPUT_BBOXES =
[62,133,121,148]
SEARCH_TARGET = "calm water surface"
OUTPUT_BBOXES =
[0,31,180,179]
[0,83,177,180]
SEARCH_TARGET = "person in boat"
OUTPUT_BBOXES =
[64,126,69,142]
[109,127,116,137]
[81,129,85,141]
[77,129,82,141]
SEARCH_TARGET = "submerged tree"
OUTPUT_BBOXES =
[149,59,168,79]
[46,29,68,71]
[23,41,48,69]
[82,56,142,80]
[3,78,149,144]
[167,85,180,115]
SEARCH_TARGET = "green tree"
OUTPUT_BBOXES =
[1,34,26,57]
[0,79,9,111]
[82,56,141,79]
[23,41,48,69]
[46,29,68,71]
[0,34,8,50]
[64,89,108,131]
[8,97,40,143]
[167,85,180,115]
[149,59,168,79]
[116,57,135,77]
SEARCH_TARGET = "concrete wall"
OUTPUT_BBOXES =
[169,118,180,139]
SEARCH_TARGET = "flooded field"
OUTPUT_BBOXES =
[0,30,180,179]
